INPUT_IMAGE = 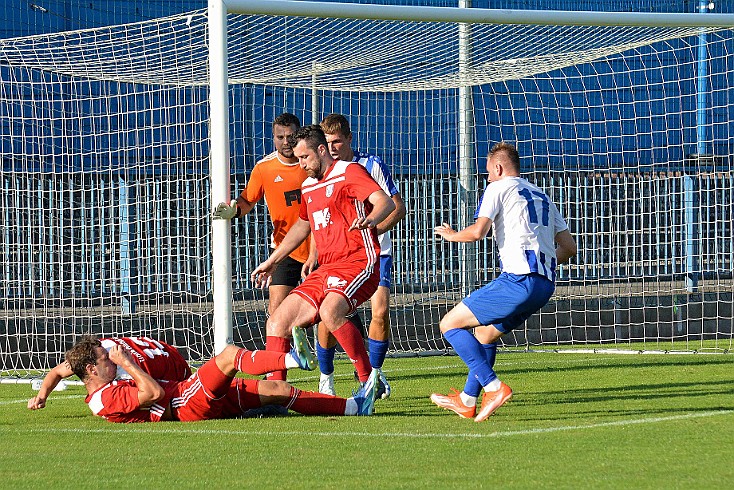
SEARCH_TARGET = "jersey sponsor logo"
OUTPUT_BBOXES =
[307,197,312,203]
[284,188,302,207]
[274,174,284,182]
[312,208,332,230]
[325,183,334,197]
[326,275,348,289]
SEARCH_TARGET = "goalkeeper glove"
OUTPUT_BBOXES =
[213,200,239,220]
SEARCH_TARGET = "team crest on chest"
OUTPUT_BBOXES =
[325,184,334,197]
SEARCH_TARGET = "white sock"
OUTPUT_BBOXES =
[460,392,477,407]
[484,379,502,392]
[345,397,357,415]
[320,372,333,382]
[284,353,298,369]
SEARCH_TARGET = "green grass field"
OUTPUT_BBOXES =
[2,353,733,488]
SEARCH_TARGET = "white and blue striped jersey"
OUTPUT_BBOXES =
[353,151,400,257]
[476,176,568,282]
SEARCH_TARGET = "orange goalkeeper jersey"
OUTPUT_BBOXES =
[240,151,310,263]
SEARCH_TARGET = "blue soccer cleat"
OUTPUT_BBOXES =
[290,326,316,371]
[376,368,391,400]
[352,368,379,416]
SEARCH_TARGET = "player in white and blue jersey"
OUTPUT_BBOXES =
[313,114,406,399]
[431,142,577,422]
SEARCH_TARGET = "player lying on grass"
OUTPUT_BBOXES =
[33,328,378,422]
[28,336,192,411]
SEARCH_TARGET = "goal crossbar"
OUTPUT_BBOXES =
[225,0,734,27]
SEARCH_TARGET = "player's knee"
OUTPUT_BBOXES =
[265,315,292,337]
[438,315,460,334]
[258,379,292,399]
[218,345,239,361]
[317,308,341,331]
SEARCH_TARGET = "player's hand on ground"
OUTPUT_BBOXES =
[434,222,456,240]
[27,395,47,410]
[212,200,238,220]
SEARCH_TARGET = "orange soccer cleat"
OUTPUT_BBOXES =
[474,382,513,422]
[430,388,477,419]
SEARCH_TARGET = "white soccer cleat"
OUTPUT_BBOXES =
[319,372,336,396]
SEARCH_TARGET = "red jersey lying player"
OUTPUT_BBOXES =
[56,328,377,423]
[28,336,191,410]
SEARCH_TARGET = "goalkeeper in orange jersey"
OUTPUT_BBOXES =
[213,113,311,317]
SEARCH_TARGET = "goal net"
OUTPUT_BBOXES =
[2,4,733,375]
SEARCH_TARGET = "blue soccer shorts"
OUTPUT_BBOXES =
[378,255,393,289]
[462,272,555,333]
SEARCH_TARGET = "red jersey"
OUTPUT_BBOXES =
[241,151,310,263]
[100,337,191,382]
[299,160,382,267]
[86,378,170,423]
[84,360,260,423]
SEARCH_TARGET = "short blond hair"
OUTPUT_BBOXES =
[320,113,351,137]
[489,142,520,172]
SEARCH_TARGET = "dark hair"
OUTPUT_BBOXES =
[65,336,102,381]
[489,141,520,171]
[288,124,328,152]
[273,112,301,130]
[320,113,351,137]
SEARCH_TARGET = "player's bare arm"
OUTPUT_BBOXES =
[349,190,396,231]
[374,192,406,236]
[434,217,492,243]
[554,229,577,264]
[27,361,73,410]
[108,345,164,408]
[252,218,311,287]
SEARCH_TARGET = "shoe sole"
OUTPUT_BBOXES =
[430,394,476,419]
[292,327,315,370]
[474,391,512,422]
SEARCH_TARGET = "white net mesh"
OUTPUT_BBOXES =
[2,9,733,375]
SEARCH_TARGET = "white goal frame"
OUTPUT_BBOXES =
[207,0,734,354]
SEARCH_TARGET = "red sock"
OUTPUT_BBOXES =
[286,386,347,415]
[332,320,372,382]
[265,336,290,381]
[234,348,286,375]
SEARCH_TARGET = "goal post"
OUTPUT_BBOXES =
[2,2,734,379]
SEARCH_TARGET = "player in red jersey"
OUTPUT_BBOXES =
[251,125,395,390]
[61,328,377,423]
[27,336,191,410]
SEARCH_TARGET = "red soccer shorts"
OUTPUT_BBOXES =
[170,359,260,421]
[292,261,379,322]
